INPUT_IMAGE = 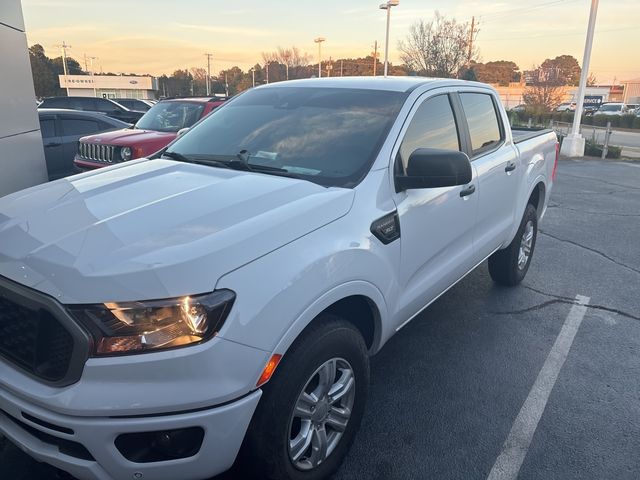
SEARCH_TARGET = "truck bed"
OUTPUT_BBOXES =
[512,127,555,144]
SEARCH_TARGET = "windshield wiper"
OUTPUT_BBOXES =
[162,150,304,180]
[161,150,231,169]
[226,150,304,179]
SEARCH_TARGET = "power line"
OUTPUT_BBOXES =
[480,0,580,24]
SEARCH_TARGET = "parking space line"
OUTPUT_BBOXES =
[486,294,590,480]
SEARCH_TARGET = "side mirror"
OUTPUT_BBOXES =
[176,127,190,138]
[395,148,472,191]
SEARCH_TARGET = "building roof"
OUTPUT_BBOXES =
[621,78,640,84]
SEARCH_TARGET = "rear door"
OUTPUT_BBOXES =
[39,113,64,179]
[392,90,478,327]
[456,91,520,261]
[59,115,106,175]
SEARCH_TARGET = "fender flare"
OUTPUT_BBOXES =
[271,280,389,359]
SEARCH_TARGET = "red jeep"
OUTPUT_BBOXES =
[74,97,226,170]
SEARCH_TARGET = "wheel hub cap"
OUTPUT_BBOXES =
[287,358,356,471]
[518,220,534,270]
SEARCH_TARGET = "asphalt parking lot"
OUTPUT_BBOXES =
[2,158,639,480]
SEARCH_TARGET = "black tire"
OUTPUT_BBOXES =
[236,314,370,480]
[488,204,538,286]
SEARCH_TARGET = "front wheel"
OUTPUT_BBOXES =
[488,204,538,286]
[236,314,369,480]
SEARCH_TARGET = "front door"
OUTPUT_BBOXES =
[392,92,478,327]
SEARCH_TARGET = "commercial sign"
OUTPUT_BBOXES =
[583,95,603,106]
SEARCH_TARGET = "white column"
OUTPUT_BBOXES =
[561,0,599,157]
[0,0,48,196]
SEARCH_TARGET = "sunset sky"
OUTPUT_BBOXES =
[21,0,640,84]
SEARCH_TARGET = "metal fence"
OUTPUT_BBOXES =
[551,121,615,159]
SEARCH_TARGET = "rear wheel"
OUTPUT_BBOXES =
[488,204,538,286]
[236,314,369,480]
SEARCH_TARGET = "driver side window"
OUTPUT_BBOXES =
[399,94,461,171]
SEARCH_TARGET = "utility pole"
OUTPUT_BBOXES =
[560,0,599,157]
[251,68,256,87]
[225,72,229,96]
[467,16,477,68]
[266,62,269,84]
[88,56,98,97]
[314,37,325,78]
[341,59,344,77]
[372,40,378,76]
[326,57,333,77]
[204,53,213,96]
[56,41,72,95]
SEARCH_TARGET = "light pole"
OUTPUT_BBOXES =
[560,0,599,157]
[314,37,325,78]
[204,53,213,96]
[379,0,399,77]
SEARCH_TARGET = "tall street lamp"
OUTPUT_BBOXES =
[314,37,326,78]
[379,0,399,77]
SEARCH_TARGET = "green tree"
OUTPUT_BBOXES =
[540,55,581,86]
[469,60,520,85]
[29,44,57,98]
[51,56,85,75]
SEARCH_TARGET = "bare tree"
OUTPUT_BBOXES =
[262,46,310,68]
[523,71,565,113]
[398,13,477,78]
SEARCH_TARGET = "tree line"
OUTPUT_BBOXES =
[29,11,590,113]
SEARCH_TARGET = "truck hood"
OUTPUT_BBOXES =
[0,160,354,304]
[81,128,176,146]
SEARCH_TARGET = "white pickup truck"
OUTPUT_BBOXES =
[0,77,558,480]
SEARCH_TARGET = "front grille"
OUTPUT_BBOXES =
[78,142,116,164]
[0,294,74,383]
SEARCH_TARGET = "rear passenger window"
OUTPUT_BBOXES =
[399,95,460,170]
[96,99,120,113]
[39,118,56,138]
[459,93,503,155]
[61,118,101,136]
[68,97,96,111]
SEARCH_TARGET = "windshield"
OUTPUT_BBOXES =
[166,87,406,188]
[135,101,205,132]
[599,104,622,112]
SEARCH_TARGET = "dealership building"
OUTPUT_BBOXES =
[58,74,158,100]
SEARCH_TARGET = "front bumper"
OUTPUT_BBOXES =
[0,385,261,480]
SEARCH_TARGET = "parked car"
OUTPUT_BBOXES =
[39,96,145,124]
[583,105,600,115]
[113,98,154,111]
[38,108,130,180]
[594,102,628,116]
[556,102,576,112]
[510,104,526,113]
[74,97,226,170]
[0,77,558,480]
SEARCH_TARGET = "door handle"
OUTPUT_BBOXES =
[460,184,476,198]
[505,161,517,172]
[45,143,61,147]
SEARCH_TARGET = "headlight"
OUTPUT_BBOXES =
[69,290,235,356]
[120,146,132,161]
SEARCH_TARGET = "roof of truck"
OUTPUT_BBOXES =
[255,76,485,93]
